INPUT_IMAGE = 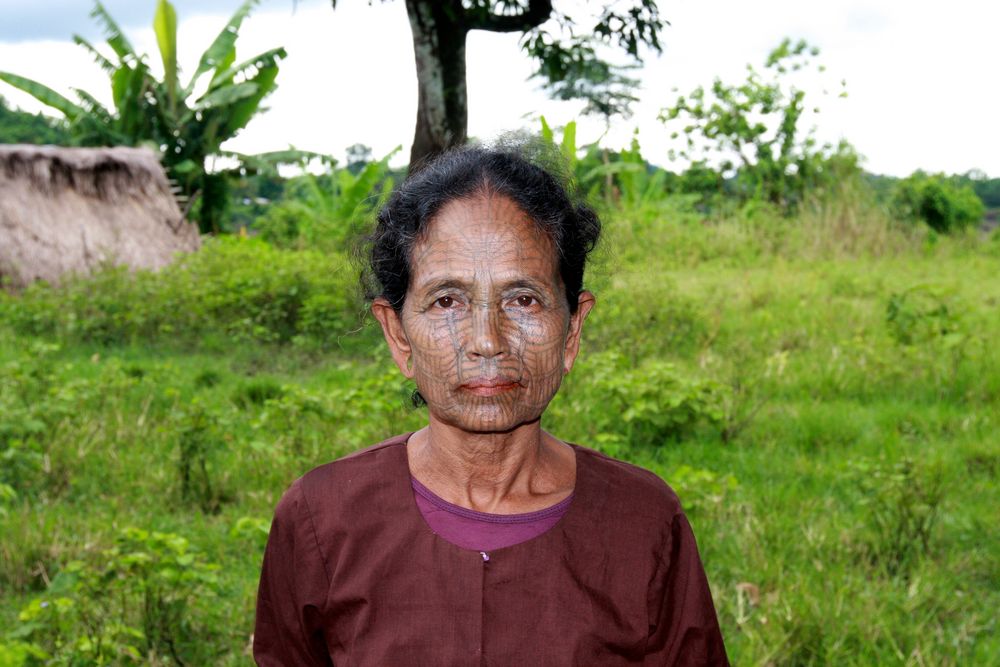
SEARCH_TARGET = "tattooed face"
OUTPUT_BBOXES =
[374,193,594,434]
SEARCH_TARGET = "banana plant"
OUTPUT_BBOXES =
[0,0,310,233]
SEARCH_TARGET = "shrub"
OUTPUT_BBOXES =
[665,464,739,514]
[891,172,985,233]
[559,351,725,447]
[0,237,362,346]
[13,528,220,664]
[0,343,93,497]
[0,640,48,665]
[885,286,962,346]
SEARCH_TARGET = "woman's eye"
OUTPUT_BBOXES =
[435,296,455,309]
[515,295,536,307]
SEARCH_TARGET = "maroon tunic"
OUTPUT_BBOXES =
[254,434,729,666]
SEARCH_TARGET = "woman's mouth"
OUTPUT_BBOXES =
[460,377,520,397]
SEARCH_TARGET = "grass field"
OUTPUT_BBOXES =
[1,202,998,665]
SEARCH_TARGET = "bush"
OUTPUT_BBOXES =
[885,286,962,346]
[0,237,362,346]
[558,351,725,447]
[12,528,220,664]
[0,343,103,498]
[891,172,985,233]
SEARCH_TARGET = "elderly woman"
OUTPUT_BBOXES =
[253,147,728,665]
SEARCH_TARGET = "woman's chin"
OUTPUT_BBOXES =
[431,406,542,435]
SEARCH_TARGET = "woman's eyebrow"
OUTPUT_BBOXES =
[500,278,549,293]
[415,277,553,296]
[416,278,470,295]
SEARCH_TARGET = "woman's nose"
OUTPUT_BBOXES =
[467,304,506,359]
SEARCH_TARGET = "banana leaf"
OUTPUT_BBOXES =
[72,35,116,76]
[90,1,137,60]
[0,72,86,121]
[153,0,179,111]
[186,0,259,96]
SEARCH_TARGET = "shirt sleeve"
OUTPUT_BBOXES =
[253,480,334,666]
[644,511,729,666]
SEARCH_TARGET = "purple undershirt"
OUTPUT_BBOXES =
[411,477,573,552]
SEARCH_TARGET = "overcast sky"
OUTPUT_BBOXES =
[1,0,998,177]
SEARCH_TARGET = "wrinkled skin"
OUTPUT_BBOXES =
[373,192,594,435]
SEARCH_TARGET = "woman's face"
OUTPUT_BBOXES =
[374,193,594,434]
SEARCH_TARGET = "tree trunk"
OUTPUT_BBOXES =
[405,0,469,170]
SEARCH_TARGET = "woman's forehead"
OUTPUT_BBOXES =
[410,194,558,281]
[424,193,544,240]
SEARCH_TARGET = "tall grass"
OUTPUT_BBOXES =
[1,187,998,664]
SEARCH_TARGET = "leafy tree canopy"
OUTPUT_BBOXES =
[891,171,985,233]
[660,38,858,212]
[0,96,71,145]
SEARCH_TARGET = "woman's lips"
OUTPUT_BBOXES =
[460,377,520,396]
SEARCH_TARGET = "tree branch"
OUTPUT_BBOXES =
[465,0,553,33]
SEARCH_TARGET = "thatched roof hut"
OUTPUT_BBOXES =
[0,145,200,289]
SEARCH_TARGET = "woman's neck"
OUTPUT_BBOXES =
[406,418,575,514]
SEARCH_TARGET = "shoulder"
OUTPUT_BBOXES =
[274,433,411,522]
[573,445,683,524]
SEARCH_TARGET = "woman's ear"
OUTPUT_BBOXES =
[563,291,595,374]
[372,298,414,379]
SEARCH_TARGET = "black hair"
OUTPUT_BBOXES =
[363,143,601,314]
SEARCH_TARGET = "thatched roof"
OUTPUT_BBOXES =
[0,144,200,289]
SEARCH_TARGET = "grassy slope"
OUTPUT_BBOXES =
[1,211,998,665]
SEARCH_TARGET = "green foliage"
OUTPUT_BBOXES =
[11,528,220,664]
[174,400,228,513]
[561,351,725,448]
[229,516,271,552]
[885,285,963,346]
[0,96,70,145]
[851,458,944,578]
[227,172,287,231]
[665,464,739,514]
[582,134,671,210]
[521,1,663,122]
[1,139,999,664]
[0,343,96,499]
[539,118,686,214]
[962,170,1000,209]
[0,0,315,233]
[0,237,361,347]
[529,39,641,122]
[660,38,859,212]
[890,171,985,232]
[583,276,707,356]
[232,378,285,408]
[255,148,398,251]
[0,640,48,666]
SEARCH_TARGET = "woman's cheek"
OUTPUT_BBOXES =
[519,323,568,390]
[406,317,464,391]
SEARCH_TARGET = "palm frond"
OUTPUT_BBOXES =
[90,1,137,60]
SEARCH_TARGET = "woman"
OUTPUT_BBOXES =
[254,147,728,665]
